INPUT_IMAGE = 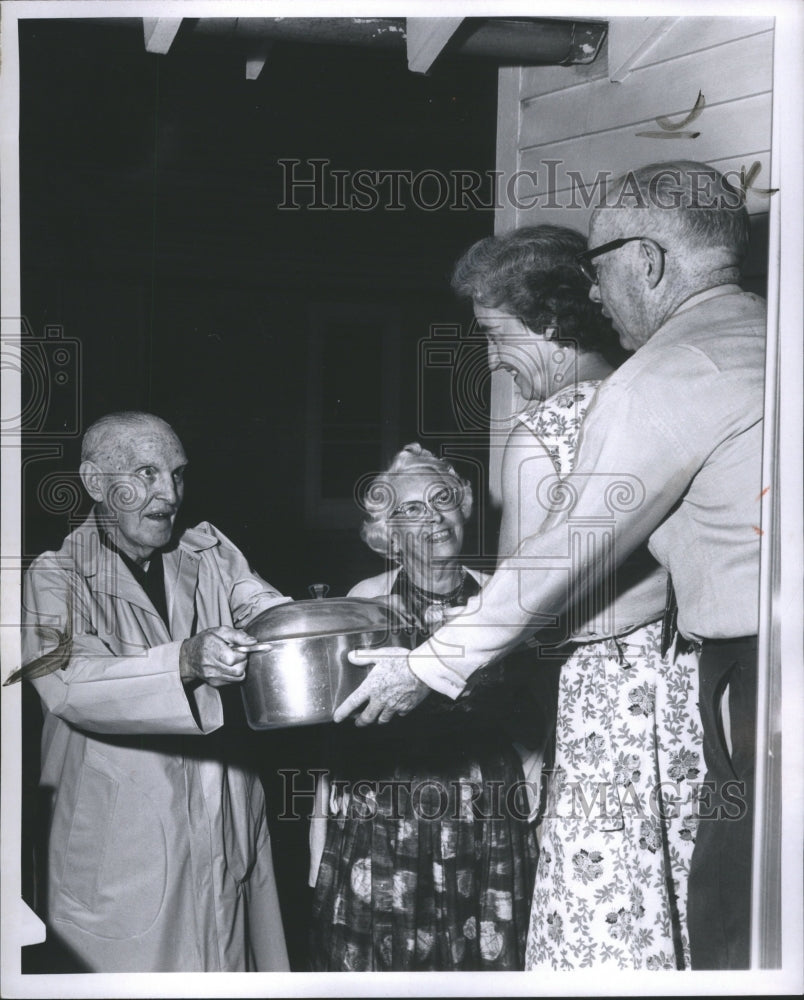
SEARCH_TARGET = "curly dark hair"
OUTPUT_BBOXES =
[451,224,627,363]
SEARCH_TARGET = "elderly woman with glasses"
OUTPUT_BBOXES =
[450,224,703,970]
[308,443,541,972]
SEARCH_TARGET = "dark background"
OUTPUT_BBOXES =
[19,17,500,594]
[18,17,499,970]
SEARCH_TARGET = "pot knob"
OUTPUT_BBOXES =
[308,582,330,600]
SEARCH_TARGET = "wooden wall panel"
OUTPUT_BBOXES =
[489,17,775,500]
[520,29,774,147]
[519,53,608,100]
[634,15,774,64]
[519,92,772,197]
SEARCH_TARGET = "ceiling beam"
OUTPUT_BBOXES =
[406,17,464,74]
[143,18,183,55]
[246,49,270,81]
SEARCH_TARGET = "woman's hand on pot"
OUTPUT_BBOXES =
[333,646,430,725]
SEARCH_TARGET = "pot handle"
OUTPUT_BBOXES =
[228,641,276,654]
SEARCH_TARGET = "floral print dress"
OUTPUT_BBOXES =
[520,381,704,970]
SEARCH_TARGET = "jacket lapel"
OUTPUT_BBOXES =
[68,512,222,643]
[72,518,157,611]
[165,546,199,641]
[163,525,221,641]
[69,512,169,644]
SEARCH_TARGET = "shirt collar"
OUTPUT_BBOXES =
[100,526,153,574]
[666,283,743,323]
[69,510,219,579]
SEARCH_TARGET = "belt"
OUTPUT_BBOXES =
[700,635,758,648]
[660,576,697,658]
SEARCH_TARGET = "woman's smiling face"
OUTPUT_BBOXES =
[386,473,465,571]
[473,302,556,402]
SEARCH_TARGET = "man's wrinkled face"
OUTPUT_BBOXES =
[587,214,651,352]
[94,422,187,562]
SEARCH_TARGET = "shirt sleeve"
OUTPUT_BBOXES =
[22,554,223,736]
[408,372,700,697]
[204,523,291,626]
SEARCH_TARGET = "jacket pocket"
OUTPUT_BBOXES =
[55,758,168,939]
[220,766,262,885]
[59,763,117,911]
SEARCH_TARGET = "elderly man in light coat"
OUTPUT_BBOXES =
[20,411,290,972]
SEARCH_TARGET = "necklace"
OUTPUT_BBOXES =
[406,566,467,605]
[402,567,468,631]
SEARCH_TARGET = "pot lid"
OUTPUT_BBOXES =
[246,596,406,641]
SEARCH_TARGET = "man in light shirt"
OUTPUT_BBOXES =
[336,160,766,970]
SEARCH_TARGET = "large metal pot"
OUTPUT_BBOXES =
[238,596,412,730]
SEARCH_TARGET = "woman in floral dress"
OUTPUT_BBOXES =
[451,225,704,970]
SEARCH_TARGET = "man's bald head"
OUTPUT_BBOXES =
[79,412,187,563]
[586,161,751,349]
[81,412,179,469]
[590,160,750,269]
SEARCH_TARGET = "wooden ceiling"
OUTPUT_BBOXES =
[143,16,608,78]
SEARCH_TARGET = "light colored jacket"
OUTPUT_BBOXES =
[22,513,291,972]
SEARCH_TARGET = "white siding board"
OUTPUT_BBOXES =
[495,66,522,236]
[519,55,608,101]
[520,150,772,220]
[635,15,775,67]
[520,30,773,149]
[607,16,680,83]
[511,203,590,236]
[519,93,771,192]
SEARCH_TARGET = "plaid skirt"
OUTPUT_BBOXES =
[309,737,538,971]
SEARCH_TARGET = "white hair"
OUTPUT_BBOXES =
[591,160,750,263]
[358,443,473,560]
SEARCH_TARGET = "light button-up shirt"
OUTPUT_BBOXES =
[409,285,766,698]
